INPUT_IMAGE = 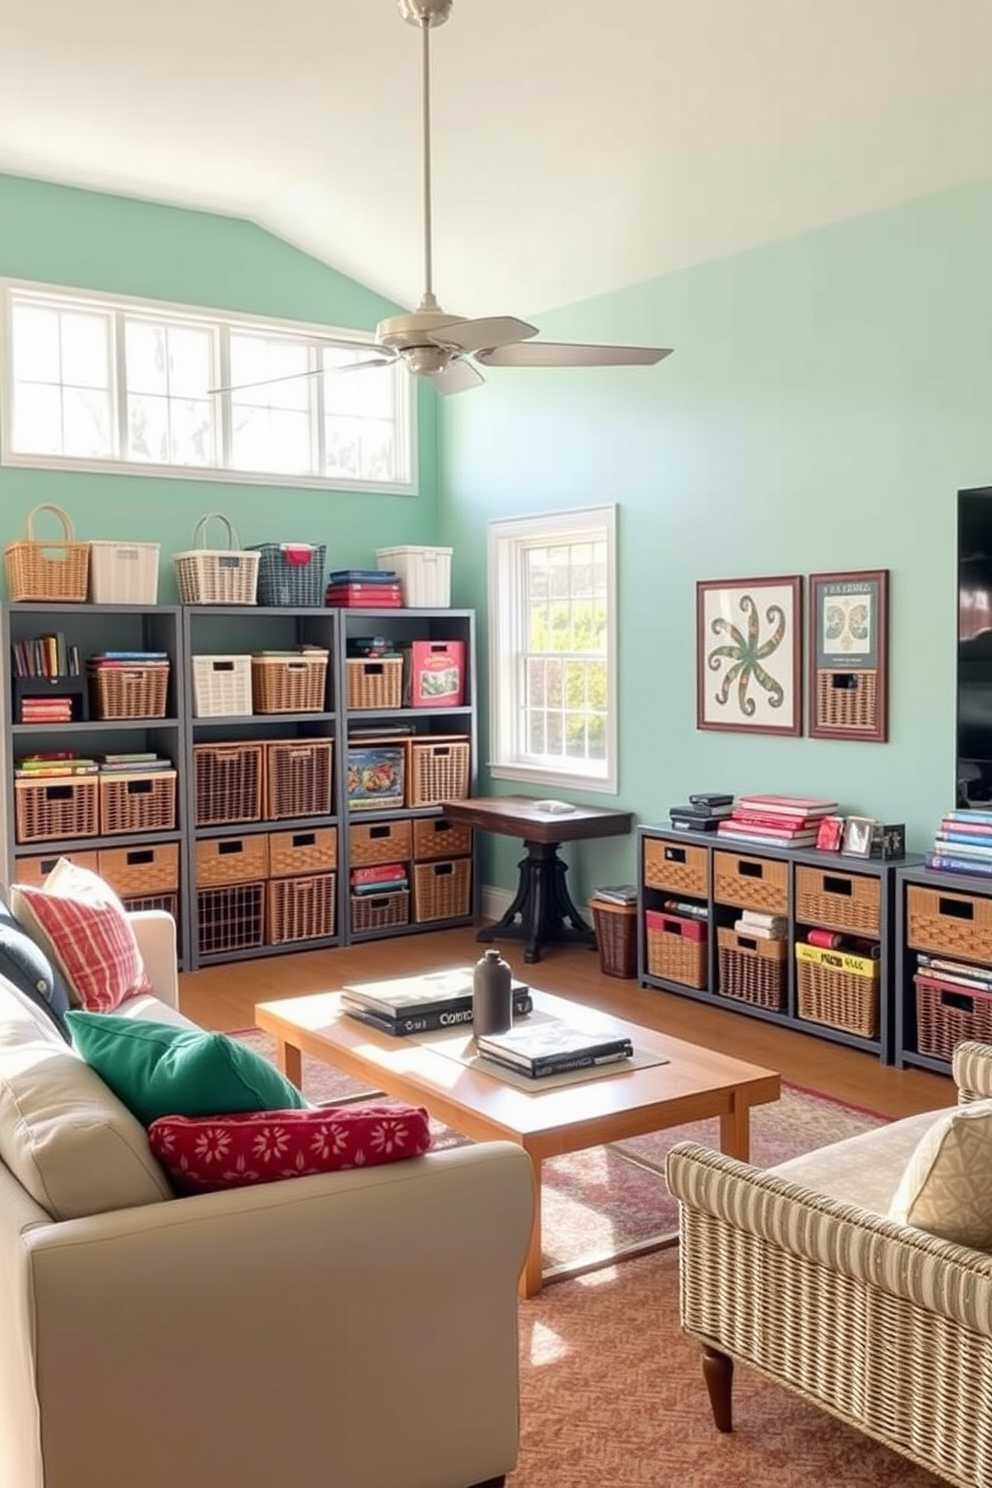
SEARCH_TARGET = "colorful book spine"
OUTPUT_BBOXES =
[925,852,992,877]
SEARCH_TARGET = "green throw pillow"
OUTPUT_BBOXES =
[65,1013,308,1126]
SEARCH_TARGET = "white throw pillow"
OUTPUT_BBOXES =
[889,1099,992,1248]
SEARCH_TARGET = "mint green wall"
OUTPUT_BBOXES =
[0,174,439,593]
[441,182,992,897]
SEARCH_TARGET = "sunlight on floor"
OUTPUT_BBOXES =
[526,1320,571,1366]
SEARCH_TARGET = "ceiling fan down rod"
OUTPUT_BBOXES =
[419,15,437,309]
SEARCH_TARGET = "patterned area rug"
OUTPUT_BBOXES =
[235,1028,887,1271]
[237,1028,942,1485]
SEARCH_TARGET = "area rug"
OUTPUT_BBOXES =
[234,1028,889,1272]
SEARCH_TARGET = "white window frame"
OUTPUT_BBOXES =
[488,504,618,795]
[0,278,416,494]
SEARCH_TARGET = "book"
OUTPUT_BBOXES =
[344,990,533,1037]
[716,826,818,847]
[688,793,734,808]
[917,953,992,985]
[475,1015,633,1076]
[736,795,838,819]
[671,801,733,819]
[342,965,529,1019]
[478,1045,633,1079]
[740,910,787,930]
[733,919,786,940]
[925,851,992,877]
[669,816,722,833]
[719,818,817,839]
[933,834,992,856]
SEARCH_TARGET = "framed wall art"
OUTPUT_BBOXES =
[808,569,889,742]
[696,575,802,736]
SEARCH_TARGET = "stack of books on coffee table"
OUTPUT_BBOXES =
[476,1016,634,1079]
[341,967,532,1037]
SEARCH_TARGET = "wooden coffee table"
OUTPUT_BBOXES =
[255,987,780,1297]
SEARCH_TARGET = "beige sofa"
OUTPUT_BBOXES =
[666,1044,992,1488]
[0,910,534,1488]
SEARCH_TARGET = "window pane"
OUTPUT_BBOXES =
[60,311,109,388]
[231,405,311,475]
[125,321,169,395]
[230,334,311,409]
[323,354,393,417]
[11,304,60,381]
[167,326,212,397]
[128,393,170,463]
[324,415,361,479]
[62,386,112,458]
[11,383,61,454]
[170,398,213,465]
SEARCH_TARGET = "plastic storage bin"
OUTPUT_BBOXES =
[375,546,452,607]
[249,542,326,607]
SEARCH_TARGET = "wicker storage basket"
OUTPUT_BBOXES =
[646,909,708,988]
[89,662,170,720]
[915,974,992,1061]
[349,819,412,867]
[412,816,472,861]
[267,873,337,944]
[713,851,789,915]
[906,884,992,960]
[351,889,410,933]
[413,858,472,922]
[195,833,269,887]
[122,891,179,923]
[173,514,259,606]
[192,656,253,717]
[794,865,881,936]
[14,849,101,886]
[251,651,328,713]
[717,926,787,1009]
[796,955,879,1037]
[590,898,638,980]
[100,770,177,836]
[5,504,90,603]
[642,837,709,898]
[346,657,403,711]
[193,743,264,826]
[265,740,333,820]
[15,776,99,844]
[816,670,879,733]
[97,843,180,897]
[406,736,471,806]
[196,882,265,957]
[88,540,160,604]
[249,542,326,607]
[268,826,337,878]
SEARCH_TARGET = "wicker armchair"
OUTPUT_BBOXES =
[666,1042,992,1488]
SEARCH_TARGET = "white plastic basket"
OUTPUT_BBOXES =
[174,514,259,606]
[192,655,253,717]
[89,541,161,604]
[375,545,452,607]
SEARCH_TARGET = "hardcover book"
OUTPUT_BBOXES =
[475,1014,633,1075]
[737,794,838,819]
[344,990,533,1036]
[342,965,529,1019]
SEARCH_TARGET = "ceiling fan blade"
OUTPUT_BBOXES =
[475,343,674,369]
[207,353,394,396]
[427,316,539,355]
[428,358,485,395]
[328,353,397,375]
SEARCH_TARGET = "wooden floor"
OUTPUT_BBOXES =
[178,926,953,1121]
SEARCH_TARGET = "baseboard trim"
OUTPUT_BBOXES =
[481,884,514,924]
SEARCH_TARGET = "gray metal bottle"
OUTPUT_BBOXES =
[472,948,513,1034]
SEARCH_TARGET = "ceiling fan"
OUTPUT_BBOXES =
[215,0,672,398]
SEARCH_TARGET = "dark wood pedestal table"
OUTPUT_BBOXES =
[440,795,634,963]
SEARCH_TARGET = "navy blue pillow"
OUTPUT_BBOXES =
[0,892,72,1041]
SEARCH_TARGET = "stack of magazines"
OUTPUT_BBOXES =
[476,1016,634,1078]
[341,967,532,1037]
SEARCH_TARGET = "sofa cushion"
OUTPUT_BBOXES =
[0,892,72,1041]
[11,860,151,1012]
[0,988,172,1219]
[889,1098,992,1247]
[148,1104,432,1192]
[65,1012,309,1126]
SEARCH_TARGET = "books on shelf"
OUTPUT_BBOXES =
[475,1014,634,1078]
[592,884,637,905]
[735,794,838,819]
[341,965,529,1020]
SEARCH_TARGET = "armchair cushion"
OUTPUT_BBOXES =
[148,1104,432,1192]
[0,892,71,1041]
[11,860,151,1012]
[66,1012,308,1125]
[889,1097,992,1248]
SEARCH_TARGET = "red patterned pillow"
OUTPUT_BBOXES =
[11,860,152,1013]
[148,1105,432,1192]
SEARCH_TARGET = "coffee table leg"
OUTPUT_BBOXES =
[273,1037,303,1090]
[519,1148,544,1299]
[719,1097,750,1162]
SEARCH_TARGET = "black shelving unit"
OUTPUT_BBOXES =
[637,825,925,1063]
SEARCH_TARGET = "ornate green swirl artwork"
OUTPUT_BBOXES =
[696,576,802,736]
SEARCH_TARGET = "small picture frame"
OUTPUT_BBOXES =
[841,815,875,858]
[808,569,889,742]
[816,815,844,853]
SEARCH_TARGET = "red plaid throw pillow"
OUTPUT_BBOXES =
[11,859,152,1012]
[148,1105,432,1192]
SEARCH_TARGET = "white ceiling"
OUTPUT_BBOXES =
[2,0,991,320]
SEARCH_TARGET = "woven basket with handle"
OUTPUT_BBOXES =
[4,503,90,602]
